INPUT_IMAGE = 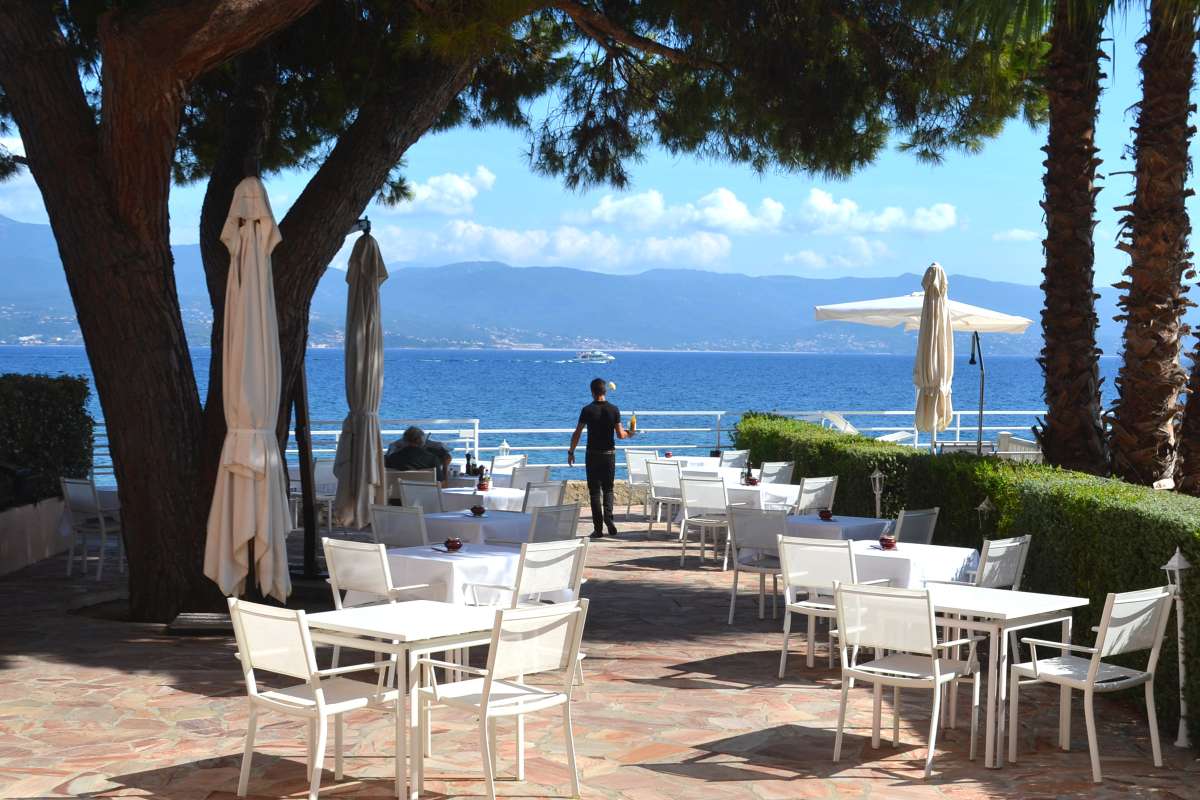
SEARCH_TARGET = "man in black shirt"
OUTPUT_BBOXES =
[384,426,449,486]
[568,378,634,538]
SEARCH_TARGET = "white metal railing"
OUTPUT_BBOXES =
[775,409,1044,448]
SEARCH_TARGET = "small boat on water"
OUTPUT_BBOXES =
[574,349,615,364]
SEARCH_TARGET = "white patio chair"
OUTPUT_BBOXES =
[758,461,795,484]
[414,600,590,800]
[442,491,485,513]
[777,537,887,674]
[386,468,438,501]
[726,507,785,624]
[893,507,939,544]
[370,504,429,549]
[61,477,123,580]
[719,449,749,468]
[678,477,731,568]
[464,538,588,608]
[228,598,402,800]
[526,503,582,543]
[646,460,682,537]
[1008,585,1175,783]
[833,584,979,778]
[624,448,658,519]
[509,465,550,491]
[794,475,838,515]
[446,475,478,488]
[489,453,527,475]
[313,459,338,533]
[398,480,444,513]
[522,480,566,512]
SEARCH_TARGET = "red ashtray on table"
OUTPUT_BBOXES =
[444,537,463,552]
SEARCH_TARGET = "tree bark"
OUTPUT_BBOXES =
[1033,0,1108,475]
[1110,0,1197,487]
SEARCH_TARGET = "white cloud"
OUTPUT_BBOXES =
[588,190,667,228]
[992,227,1038,242]
[0,137,25,157]
[584,186,784,234]
[397,165,496,216]
[800,188,956,235]
[783,250,828,269]
[782,236,889,272]
[643,232,732,264]
[446,219,549,262]
[687,188,784,233]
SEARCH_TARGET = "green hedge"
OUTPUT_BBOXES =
[0,373,93,511]
[734,412,1200,740]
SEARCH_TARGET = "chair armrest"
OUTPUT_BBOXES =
[936,638,974,651]
[416,657,489,677]
[1021,637,1096,654]
[789,600,836,612]
[388,583,431,596]
[859,578,891,586]
[925,579,971,587]
[464,581,516,606]
[485,538,526,546]
[315,660,394,677]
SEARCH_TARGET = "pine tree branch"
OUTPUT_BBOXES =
[548,0,722,70]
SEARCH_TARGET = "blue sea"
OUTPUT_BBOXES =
[0,346,1124,477]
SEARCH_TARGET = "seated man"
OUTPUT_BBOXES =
[385,426,451,487]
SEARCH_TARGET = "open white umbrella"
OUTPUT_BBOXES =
[814,263,1033,451]
[333,232,388,528]
[203,177,292,602]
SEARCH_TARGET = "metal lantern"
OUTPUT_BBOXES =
[976,496,995,533]
[1162,547,1192,748]
[869,468,884,518]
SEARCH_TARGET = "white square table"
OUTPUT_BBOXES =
[422,510,531,545]
[443,486,525,512]
[925,583,1088,769]
[306,600,497,799]
[852,540,978,589]
[384,543,523,605]
[786,514,891,541]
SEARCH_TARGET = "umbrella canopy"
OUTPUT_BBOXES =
[814,292,1032,334]
[912,264,955,433]
[333,233,389,528]
[203,177,292,602]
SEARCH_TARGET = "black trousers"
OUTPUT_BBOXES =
[584,449,616,534]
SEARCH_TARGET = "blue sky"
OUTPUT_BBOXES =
[0,10,1191,287]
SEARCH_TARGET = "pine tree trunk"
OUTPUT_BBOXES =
[1034,0,1108,475]
[1110,0,1197,487]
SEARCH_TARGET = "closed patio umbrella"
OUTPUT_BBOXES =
[333,232,388,528]
[913,263,954,437]
[203,177,292,602]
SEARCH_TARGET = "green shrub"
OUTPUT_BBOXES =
[0,373,93,511]
[734,412,1200,739]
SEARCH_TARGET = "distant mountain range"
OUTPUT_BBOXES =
[0,213,1165,355]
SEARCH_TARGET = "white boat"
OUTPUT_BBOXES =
[574,349,615,363]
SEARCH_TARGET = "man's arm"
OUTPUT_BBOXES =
[568,422,584,466]
[616,420,632,440]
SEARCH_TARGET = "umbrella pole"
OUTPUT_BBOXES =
[972,332,986,456]
[292,363,320,579]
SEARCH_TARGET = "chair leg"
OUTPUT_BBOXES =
[679,525,688,567]
[727,567,740,625]
[1060,683,1072,751]
[96,527,106,581]
[334,714,344,781]
[480,716,497,800]
[237,708,257,797]
[563,703,580,798]
[892,687,901,746]
[395,693,406,799]
[771,574,778,619]
[307,719,317,779]
[778,611,792,679]
[488,716,498,777]
[833,679,850,762]
[66,529,76,577]
[806,614,816,669]
[516,713,526,781]
[309,716,328,800]
[1084,690,1101,783]
[1146,680,1162,768]
[414,697,425,796]
[331,645,341,670]
[970,672,981,761]
[925,682,942,779]
[1007,671,1019,763]
[757,573,766,619]
[872,683,882,749]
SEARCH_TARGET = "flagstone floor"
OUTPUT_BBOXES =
[1,512,1198,799]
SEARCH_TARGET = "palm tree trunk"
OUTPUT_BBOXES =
[1109,0,1197,487]
[1034,0,1108,474]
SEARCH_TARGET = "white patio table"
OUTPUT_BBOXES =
[305,600,496,799]
[422,510,531,544]
[852,540,978,589]
[382,542,523,605]
[727,483,802,510]
[925,583,1087,769]
[443,485,524,512]
[665,455,720,470]
[786,513,890,541]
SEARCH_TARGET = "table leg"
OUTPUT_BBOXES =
[407,649,419,800]
[396,646,410,799]
[984,626,998,768]
[1059,617,1072,750]
[995,626,1010,768]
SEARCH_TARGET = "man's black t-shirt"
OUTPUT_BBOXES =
[579,400,620,451]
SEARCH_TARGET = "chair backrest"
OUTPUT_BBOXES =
[484,600,589,689]
[777,536,857,601]
[528,503,581,542]
[398,480,444,512]
[795,476,838,514]
[625,449,659,483]
[894,507,939,544]
[512,538,588,602]
[647,460,681,497]
[441,491,484,513]
[490,453,528,473]
[61,477,100,516]
[728,507,787,556]
[395,467,437,483]
[523,481,566,512]
[228,598,317,683]
[682,469,719,480]
[323,537,395,607]
[313,459,338,494]
[836,583,937,656]
[680,477,727,518]
[758,461,795,484]
[720,449,750,468]
[370,504,429,548]
[1093,586,1175,668]
[510,465,550,491]
[446,475,477,488]
[975,534,1032,589]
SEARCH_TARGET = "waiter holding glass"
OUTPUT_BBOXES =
[568,377,635,539]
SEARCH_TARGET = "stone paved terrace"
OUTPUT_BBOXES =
[2,513,1198,800]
